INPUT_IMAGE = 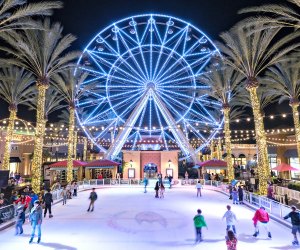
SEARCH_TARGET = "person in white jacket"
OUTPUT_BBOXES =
[222,205,237,234]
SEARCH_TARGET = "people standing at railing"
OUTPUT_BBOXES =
[222,205,237,234]
[232,188,238,205]
[196,181,202,197]
[238,186,243,204]
[252,206,272,239]
[43,189,53,218]
[87,188,97,212]
[283,205,300,246]
[267,183,274,200]
[66,183,72,199]
[193,209,208,244]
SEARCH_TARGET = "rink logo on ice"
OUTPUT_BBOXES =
[107,209,187,234]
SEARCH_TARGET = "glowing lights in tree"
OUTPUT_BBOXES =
[67,107,75,183]
[2,105,17,170]
[31,83,48,193]
[75,14,223,161]
[247,81,269,195]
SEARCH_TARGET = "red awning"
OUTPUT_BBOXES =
[49,160,87,167]
[272,163,299,172]
[198,159,227,167]
[84,159,120,167]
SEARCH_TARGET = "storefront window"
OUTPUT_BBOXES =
[290,157,300,178]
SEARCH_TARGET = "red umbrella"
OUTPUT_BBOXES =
[49,160,87,167]
[272,163,299,172]
[198,159,227,167]
[84,159,120,167]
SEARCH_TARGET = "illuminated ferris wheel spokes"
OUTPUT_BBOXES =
[75,14,223,160]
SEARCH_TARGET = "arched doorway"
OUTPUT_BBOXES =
[144,163,158,178]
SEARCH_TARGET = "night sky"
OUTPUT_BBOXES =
[1,0,292,130]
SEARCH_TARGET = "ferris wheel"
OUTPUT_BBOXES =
[75,14,223,161]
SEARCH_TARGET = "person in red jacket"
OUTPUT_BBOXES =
[252,206,272,238]
[15,193,32,212]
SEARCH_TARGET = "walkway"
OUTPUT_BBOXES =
[0,187,295,250]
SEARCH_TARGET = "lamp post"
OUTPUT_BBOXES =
[168,159,171,168]
[130,159,133,167]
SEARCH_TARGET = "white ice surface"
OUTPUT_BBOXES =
[0,187,296,250]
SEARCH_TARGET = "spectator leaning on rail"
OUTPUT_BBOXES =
[284,205,300,245]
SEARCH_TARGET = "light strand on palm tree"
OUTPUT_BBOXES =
[217,137,222,160]
[290,101,300,162]
[247,85,269,195]
[31,83,48,193]
[223,107,234,182]
[83,137,87,162]
[2,105,17,170]
[67,107,75,183]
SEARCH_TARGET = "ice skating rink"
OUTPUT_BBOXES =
[0,187,295,250]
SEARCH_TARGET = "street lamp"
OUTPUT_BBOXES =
[130,159,133,167]
[168,159,172,168]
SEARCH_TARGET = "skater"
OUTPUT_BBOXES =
[252,206,272,238]
[228,184,233,200]
[238,186,243,204]
[168,175,173,189]
[193,209,207,244]
[159,182,165,198]
[43,189,53,218]
[61,186,68,205]
[283,205,300,245]
[29,200,43,244]
[196,181,202,197]
[15,205,25,235]
[222,205,237,234]
[87,188,97,212]
[232,188,238,205]
[154,181,159,198]
[73,182,78,197]
[225,230,238,250]
[143,176,148,193]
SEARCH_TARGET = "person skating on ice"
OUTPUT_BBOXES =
[195,180,202,197]
[222,205,237,234]
[29,200,43,244]
[87,188,98,212]
[193,209,208,244]
[283,205,300,245]
[225,230,238,250]
[252,206,272,239]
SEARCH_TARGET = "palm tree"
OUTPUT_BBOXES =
[0,0,62,33]
[0,66,35,170]
[239,0,300,29]
[218,23,300,194]
[0,19,78,192]
[26,87,67,171]
[53,69,87,183]
[200,62,244,182]
[263,61,300,160]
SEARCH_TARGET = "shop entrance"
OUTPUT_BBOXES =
[90,168,113,179]
[144,163,158,178]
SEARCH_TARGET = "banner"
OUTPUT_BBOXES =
[0,204,15,224]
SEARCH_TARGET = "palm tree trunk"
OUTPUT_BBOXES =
[247,85,269,195]
[223,107,234,181]
[83,137,87,161]
[67,107,75,183]
[290,102,300,161]
[2,106,17,170]
[31,83,48,193]
[217,137,222,160]
[73,131,78,159]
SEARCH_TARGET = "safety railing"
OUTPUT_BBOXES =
[0,204,15,225]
